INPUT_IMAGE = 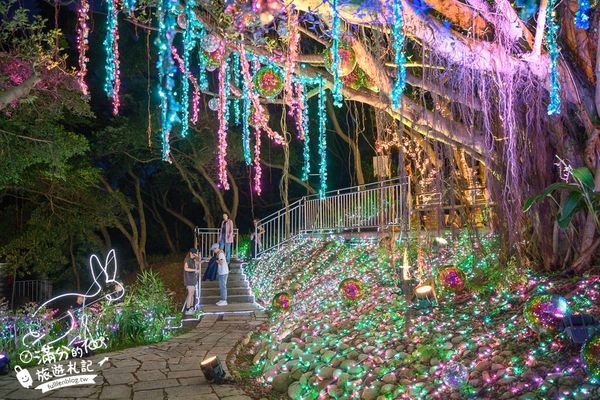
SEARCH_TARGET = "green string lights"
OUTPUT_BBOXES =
[318,77,328,198]
[391,0,406,110]
[103,0,120,115]
[330,0,343,108]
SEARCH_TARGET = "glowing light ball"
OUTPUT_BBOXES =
[208,98,220,111]
[442,362,469,389]
[272,292,291,312]
[252,0,284,26]
[341,68,365,91]
[523,294,572,335]
[581,331,600,380]
[339,278,364,302]
[437,266,467,292]
[325,42,357,78]
[177,13,188,29]
[254,66,284,98]
[202,46,225,70]
[201,34,221,53]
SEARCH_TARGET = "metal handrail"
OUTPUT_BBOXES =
[13,279,53,304]
[193,228,240,258]
[255,178,411,256]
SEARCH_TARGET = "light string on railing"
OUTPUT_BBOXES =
[103,0,120,115]
[156,0,181,161]
[180,0,196,137]
[76,0,90,95]
[318,76,328,198]
[330,0,343,107]
[171,47,200,125]
[391,0,406,110]
[217,58,231,190]
[254,126,262,195]
[545,0,560,115]
[575,0,591,29]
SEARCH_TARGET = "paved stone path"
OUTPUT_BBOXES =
[0,312,266,400]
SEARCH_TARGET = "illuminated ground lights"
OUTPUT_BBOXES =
[241,234,600,399]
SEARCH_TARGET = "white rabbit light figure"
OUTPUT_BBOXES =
[22,249,125,348]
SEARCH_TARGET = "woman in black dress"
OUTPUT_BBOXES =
[183,248,200,315]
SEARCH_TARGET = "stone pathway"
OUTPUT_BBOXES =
[0,312,266,400]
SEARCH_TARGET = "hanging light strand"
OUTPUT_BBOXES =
[391,0,406,110]
[180,0,196,137]
[297,83,311,182]
[254,126,262,195]
[242,74,252,165]
[284,11,300,113]
[232,52,241,125]
[171,47,200,125]
[155,0,181,161]
[123,0,136,14]
[103,0,120,115]
[217,59,231,190]
[330,0,343,107]
[76,0,90,95]
[318,77,328,198]
[239,46,285,144]
[545,0,561,115]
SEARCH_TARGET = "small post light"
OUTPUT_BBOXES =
[200,356,226,384]
[0,353,9,375]
[413,283,436,307]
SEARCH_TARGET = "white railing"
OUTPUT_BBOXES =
[255,178,411,256]
[13,280,53,304]
[194,227,239,258]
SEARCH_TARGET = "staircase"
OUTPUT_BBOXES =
[198,260,258,313]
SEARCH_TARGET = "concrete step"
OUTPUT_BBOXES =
[201,294,255,304]
[201,277,248,288]
[201,302,262,313]
[200,287,250,296]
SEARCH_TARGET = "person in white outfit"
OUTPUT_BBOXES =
[214,244,229,306]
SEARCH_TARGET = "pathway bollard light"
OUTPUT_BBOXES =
[200,356,226,384]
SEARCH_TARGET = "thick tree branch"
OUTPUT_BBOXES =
[0,71,40,111]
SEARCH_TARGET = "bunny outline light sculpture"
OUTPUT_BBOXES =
[22,249,125,348]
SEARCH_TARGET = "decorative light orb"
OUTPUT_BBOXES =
[442,362,469,389]
[339,278,364,302]
[581,331,600,380]
[254,66,284,98]
[437,266,467,292]
[341,68,365,91]
[202,46,225,70]
[176,13,188,29]
[325,42,357,78]
[201,34,221,53]
[523,294,572,335]
[208,98,220,111]
[253,0,283,26]
[272,292,291,312]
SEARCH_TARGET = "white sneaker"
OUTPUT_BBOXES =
[185,308,194,315]
[216,300,227,306]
